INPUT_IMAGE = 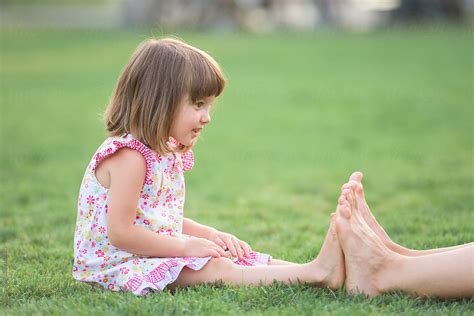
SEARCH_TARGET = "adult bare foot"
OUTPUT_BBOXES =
[310,213,346,290]
[341,172,396,249]
[335,188,396,296]
[344,173,474,257]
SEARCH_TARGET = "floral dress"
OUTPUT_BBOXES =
[72,133,271,296]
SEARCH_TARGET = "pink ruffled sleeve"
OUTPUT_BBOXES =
[91,138,155,185]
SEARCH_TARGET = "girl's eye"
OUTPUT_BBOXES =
[196,102,205,108]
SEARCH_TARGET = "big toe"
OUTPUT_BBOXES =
[354,181,366,200]
[349,171,363,183]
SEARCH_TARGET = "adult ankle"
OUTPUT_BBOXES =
[374,252,404,294]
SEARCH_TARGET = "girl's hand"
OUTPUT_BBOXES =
[183,237,227,258]
[207,230,252,261]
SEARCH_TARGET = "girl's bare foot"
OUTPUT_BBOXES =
[309,214,346,289]
[335,188,396,296]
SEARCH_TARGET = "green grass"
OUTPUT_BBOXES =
[1,25,473,315]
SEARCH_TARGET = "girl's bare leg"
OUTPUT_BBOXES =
[342,172,472,256]
[268,259,297,265]
[168,216,345,290]
[336,184,474,298]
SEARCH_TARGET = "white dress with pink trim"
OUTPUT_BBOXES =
[72,133,271,296]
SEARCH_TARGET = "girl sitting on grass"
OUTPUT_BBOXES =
[72,38,473,298]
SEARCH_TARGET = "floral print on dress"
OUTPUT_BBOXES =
[72,133,271,296]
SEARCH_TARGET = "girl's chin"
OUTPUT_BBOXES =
[172,134,198,147]
[179,138,196,147]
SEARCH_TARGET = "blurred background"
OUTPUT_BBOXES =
[1,0,473,31]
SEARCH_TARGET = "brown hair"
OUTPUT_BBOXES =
[104,37,226,155]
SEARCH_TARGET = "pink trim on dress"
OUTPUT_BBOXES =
[123,257,211,295]
[92,137,155,185]
[233,251,271,266]
[167,137,195,172]
[181,150,194,171]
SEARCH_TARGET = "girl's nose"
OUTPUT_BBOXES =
[201,110,211,124]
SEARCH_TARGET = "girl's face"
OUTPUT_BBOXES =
[170,95,215,147]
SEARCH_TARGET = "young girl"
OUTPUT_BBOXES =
[72,38,345,296]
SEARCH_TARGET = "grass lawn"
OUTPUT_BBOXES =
[1,24,473,315]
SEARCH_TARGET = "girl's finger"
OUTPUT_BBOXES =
[210,249,221,258]
[215,244,227,256]
[239,240,251,257]
[215,237,226,249]
[232,238,243,260]
[225,238,238,258]
[245,242,252,252]
[207,240,225,256]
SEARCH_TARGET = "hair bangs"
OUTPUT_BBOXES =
[187,50,226,103]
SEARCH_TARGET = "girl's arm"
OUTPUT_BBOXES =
[110,225,186,257]
[183,218,217,239]
[105,148,225,258]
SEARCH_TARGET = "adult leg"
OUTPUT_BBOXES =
[381,246,474,298]
[342,172,472,256]
[336,185,474,298]
[168,215,344,290]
